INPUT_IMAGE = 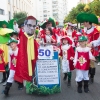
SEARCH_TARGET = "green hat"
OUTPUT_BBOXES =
[77,12,98,24]
[40,17,56,29]
[0,21,9,28]
[7,39,18,45]
[78,36,87,42]
[8,18,18,29]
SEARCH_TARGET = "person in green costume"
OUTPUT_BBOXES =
[0,21,13,86]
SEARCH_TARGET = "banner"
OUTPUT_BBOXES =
[26,46,61,95]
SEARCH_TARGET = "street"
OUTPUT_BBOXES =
[0,63,100,100]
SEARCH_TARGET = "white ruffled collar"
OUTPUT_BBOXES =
[84,27,94,34]
[76,46,91,52]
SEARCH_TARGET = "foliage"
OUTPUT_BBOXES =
[13,12,27,27]
[13,12,27,20]
[64,0,100,23]
[26,82,61,95]
[64,3,85,23]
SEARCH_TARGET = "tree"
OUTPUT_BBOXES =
[64,0,100,23]
[13,12,27,27]
[64,3,85,23]
[13,11,27,20]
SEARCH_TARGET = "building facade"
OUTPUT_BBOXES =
[0,0,8,21]
[80,0,93,3]
[52,0,67,25]
[33,0,67,25]
[7,0,34,20]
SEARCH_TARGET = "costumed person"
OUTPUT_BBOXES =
[77,12,99,83]
[59,36,75,86]
[3,39,19,96]
[74,36,95,93]
[10,32,20,48]
[40,27,56,45]
[0,21,13,86]
[14,16,39,84]
[13,21,19,33]
[66,23,76,48]
[39,17,56,40]
[0,49,5,72]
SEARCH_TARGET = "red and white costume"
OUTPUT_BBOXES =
[83,27,99,56]
[60,36,75,73]
[74,46,95,82]
[7,48,18,83]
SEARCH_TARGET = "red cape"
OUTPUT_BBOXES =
[59,45,75,71]
[14,33,38,82]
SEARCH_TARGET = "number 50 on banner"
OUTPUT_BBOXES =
[38,46,54,59]
[39,49,51,56]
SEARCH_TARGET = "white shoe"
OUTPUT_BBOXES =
[97,62,100,65]
[3,81,7,86]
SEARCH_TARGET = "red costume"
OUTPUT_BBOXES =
[14,33,39,82]
[0,49,5,72]
[83,27,99,56]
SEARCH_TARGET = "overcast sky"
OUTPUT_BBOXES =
[67,0,80,13]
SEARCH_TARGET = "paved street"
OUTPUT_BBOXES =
[0,64,100,100]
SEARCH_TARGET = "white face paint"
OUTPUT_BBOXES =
[24,19,36,35]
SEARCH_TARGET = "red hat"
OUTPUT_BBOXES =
[26,16,36,20]
[61,36,72,45]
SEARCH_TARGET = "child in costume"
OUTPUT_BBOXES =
[40,27,56,45]
[0,49,5,72]
[74,36,95,93]
[60,36,75,86]
[3,39,20,96]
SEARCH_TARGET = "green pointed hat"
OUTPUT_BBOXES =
[78,36,87,42]
[77,12,98,24]
[8,18,18,29]
[40,17,56,29]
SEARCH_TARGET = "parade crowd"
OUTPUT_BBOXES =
[0,12,100,96]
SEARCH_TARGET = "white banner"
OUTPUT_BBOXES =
[38,45,54,59]
[37,59,59,85]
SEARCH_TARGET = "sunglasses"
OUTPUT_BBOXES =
[27,24,36,28]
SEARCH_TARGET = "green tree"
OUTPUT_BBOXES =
[13,11,27,20]
[89,0,100,16]
[13,12,27,27]
[64,0,100,23]
[64,3,85,23]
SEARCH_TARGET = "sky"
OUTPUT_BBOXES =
[67,0,80,13]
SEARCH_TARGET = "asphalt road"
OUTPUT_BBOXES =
[0,64,100,100]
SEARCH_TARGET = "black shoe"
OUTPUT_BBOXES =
[67,79,71,86]
[4,83,12,96]
[18,83,23,90]
[77,81,82,93]
[0,79,6,84]
[84,80,89,93]
[89,78,94,84]
[63,73,67,81]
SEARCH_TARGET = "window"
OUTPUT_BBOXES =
[9,11,11,20]
[0,9,4,15]
[44,15,47,17]
[8,0,10,3]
